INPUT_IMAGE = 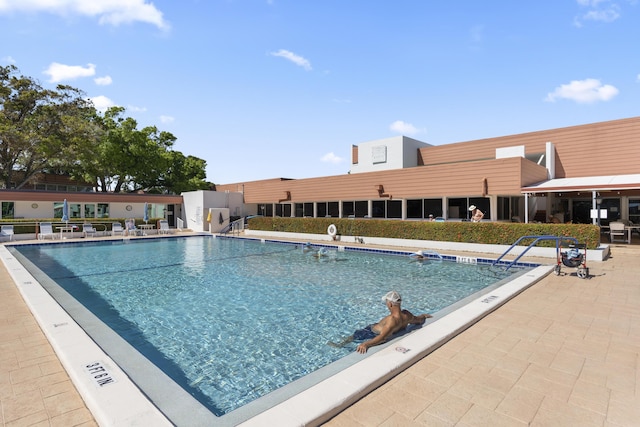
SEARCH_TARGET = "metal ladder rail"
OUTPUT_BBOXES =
[492,235,579,270]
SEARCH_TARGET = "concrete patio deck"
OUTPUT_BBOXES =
[1,239,638,426]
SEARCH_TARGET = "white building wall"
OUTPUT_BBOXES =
[351,136,430,174]
[181,190,247,231]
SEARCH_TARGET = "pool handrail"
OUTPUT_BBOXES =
[492,235,579,270]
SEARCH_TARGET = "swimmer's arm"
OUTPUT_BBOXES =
[356,322,396,354]
[403,309,433,325]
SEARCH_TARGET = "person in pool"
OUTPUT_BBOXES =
[330,291,432,353]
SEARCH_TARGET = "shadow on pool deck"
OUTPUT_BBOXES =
[1,236,639,426]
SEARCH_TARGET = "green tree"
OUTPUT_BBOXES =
[0,65,94,188]
[158,151,211,194]
[78,106,209,193]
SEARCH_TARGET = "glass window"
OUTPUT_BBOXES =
[387,200,402,218]
[498,196,522,222]
[629,199,640,224]
[303,203,313,217]
[468,198,489,220]
[372,201,385,218]
[294,203,303,217]
[275,204,291,217]
[447,198,467,219]
[599,198,620,225]
[355,201,368,217]
[97,203,109,218]
[69,203,81,218]
[85,204,96,218]
[406,199,423,219]
[342,201,355,217]
[328,202,339,217]
[1,202,15,219]
[54,202,63,218]
[423,199,442,218]
[317,202,327,217]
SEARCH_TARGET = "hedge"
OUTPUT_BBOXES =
[247,217,602,249]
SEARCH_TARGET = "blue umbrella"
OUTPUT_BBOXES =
[144,202,149,224]
[61,199,69,224]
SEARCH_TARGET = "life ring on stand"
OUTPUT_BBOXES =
[327,224,337,238]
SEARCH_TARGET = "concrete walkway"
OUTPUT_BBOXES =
[324,244,640,426]
[1,240,639,426]
[0,258,96,426]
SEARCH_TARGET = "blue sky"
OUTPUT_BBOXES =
[1,1,639,184]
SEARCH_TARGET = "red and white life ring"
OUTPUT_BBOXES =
[327,224,337,238]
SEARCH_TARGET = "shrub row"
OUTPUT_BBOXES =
[247,217,601,249]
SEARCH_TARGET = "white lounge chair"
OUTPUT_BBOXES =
[38,223,56,240]
[111,222,125,236]
[158,220,171,235]
[1,225,14,241]
[83,223,98,238]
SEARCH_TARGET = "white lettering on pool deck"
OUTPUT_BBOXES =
[480,295,499,304]
[85,361,117,387]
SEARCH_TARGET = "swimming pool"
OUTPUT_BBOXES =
[8,236,538,424]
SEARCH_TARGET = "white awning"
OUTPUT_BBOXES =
[521,174,640,193]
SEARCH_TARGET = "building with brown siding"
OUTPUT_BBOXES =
[217,116,640,224]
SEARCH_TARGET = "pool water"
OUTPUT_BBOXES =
[15,237,528,416]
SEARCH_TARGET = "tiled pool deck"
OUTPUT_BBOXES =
[1,237,639,426]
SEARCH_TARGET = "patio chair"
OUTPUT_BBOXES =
[158,220,171,235]
[125,218,140,236]
[38,223,56,240]
[83,223,98,238]
[609,221,627,243]
[111,222,125,236]
[1,225,14,241]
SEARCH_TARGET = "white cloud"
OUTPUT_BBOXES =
[545,78,619,104]
[1,55,16,64]
[389,120,419,135]
[94,75,112,85]
[89,95,116,112]
[127,105,147,113]
[270,49,312,71]
[0,0,169,30]
[574,0,622,26]
[43,62,95,83]
[321,152,344,164]
[160,115,174,123]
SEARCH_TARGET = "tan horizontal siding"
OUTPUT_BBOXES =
[420,116,640,178]
[222,116,640,205]
[552,119,640,177]
[238,157,539,203]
